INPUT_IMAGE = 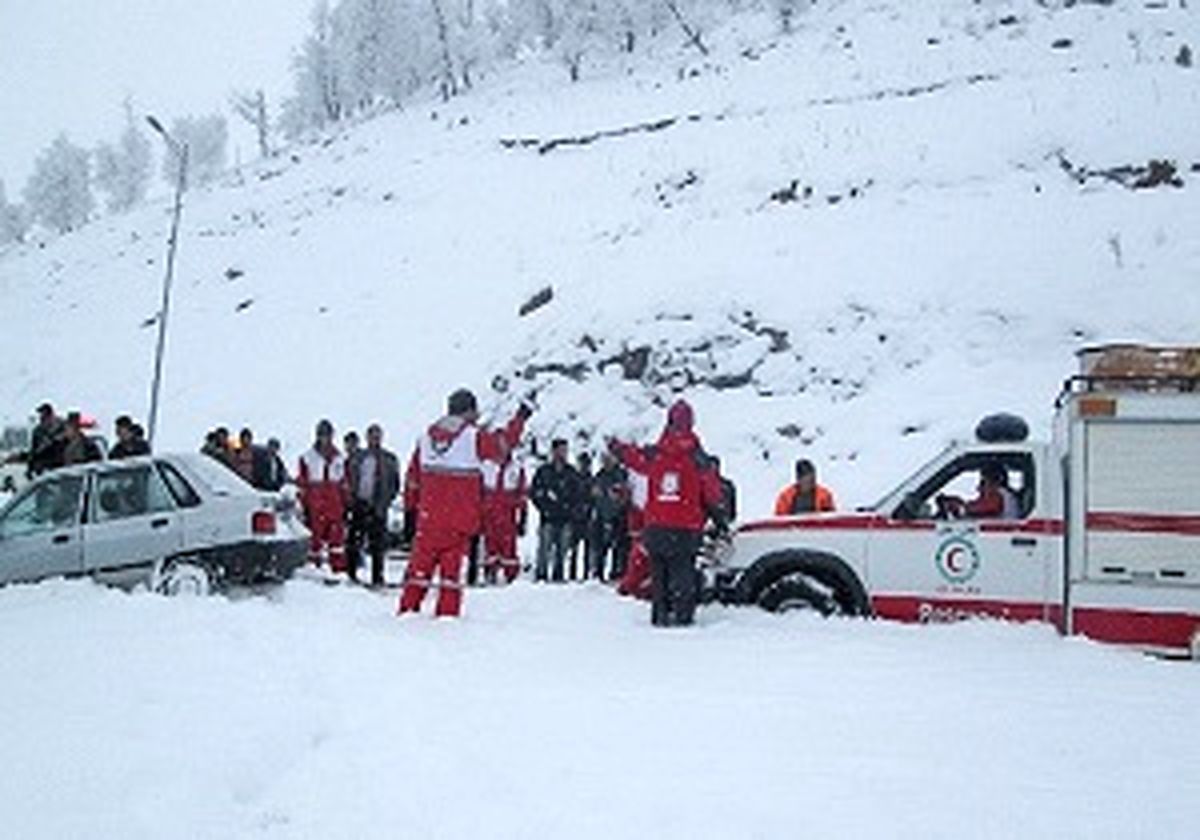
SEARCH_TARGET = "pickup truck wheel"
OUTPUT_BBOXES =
[158,561,213,597]
[757,573,850,616]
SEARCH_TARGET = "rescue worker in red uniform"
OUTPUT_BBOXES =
[616,470,652,600]
[398,390,532,618]
[612,400,725,626]
[297,419,350,573]
[481,456,528,584]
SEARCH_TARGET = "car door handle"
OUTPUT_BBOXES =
[52,534,71,544]
[150,517,170,529]
[1011,537,1038,548]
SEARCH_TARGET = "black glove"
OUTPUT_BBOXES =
[402,509,418,546]
[517,402,533,421]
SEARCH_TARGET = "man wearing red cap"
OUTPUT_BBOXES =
[399,389,532,618]
[610,400,725,626]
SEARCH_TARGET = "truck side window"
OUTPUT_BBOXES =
[896,453,1036,521]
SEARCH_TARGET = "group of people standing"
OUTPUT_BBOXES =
[24,403,149,478]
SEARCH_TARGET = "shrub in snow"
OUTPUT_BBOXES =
[0,180,30,245]
[23,134,94,235]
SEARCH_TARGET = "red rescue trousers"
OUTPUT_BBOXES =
[482,506,520,583]
[398,529,470,617]
[305,486,347,573]
[617,534,652,601]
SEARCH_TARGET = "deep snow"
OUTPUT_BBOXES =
[1,578,1198,839]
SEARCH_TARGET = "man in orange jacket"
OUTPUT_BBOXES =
[774,459,836,516]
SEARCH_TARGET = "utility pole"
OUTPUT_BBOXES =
[145,115,188,448]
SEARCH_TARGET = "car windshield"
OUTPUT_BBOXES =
[178,454,253,496]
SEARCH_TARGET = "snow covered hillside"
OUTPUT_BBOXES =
[2,577,1199,839]
[1,0,1197,510]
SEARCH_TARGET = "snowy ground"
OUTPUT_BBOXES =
[1,577,1198,839]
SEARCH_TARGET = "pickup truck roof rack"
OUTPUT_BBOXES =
[1056,374,1200,407]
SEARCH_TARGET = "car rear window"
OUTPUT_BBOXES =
[157,462,202,508]
[178,454,253,496]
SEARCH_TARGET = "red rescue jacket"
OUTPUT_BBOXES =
[413,411,526,537]
[614,429,722,533]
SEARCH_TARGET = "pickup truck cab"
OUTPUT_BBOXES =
[0,452,308,595]
[717,345,1200,657]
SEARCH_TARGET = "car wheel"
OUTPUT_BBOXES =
[757,573,848,616]
[158,561,213,597]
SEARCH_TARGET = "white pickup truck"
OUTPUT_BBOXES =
[715,345,1200,657]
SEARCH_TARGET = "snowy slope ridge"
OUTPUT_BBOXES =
[1,0,1198,513]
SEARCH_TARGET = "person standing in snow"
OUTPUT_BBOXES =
[569,451,595,580]
[530,439,582,583]
[588,451,630,582]
[398,389,532,618]
[481,453,528,585]
[262,438,290,491]
[346,423,400,587]
[610,400,725,627]
[297,419,350,573]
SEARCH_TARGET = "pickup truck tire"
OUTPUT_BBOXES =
[758,574,844,615]
[739,550,870,617]
[157,559,214,597]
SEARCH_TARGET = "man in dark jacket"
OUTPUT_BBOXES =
[261,438,290,491]
[570,452,595,580]
[611,400,725,627]
[530,439,582,583]
[109,415,151,459]
[61,412,102,467]
[588,451,630,582]
[28,403,66,477]
[346,423,401,587]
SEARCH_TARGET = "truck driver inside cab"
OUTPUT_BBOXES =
[774,459,836,515]
[937,462,1020,520]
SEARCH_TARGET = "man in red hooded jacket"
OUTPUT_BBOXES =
[610,400,725,627]
[398,389,531,618]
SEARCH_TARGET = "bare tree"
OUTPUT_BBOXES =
[661,0,709,56]
[231,89,273,159]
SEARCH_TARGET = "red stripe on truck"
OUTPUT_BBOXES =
[871,594,1063,627]
[873,595,1199,651]
[1087,512,1200,536]
[1072,607,1200,650]
[739,516,1065,535]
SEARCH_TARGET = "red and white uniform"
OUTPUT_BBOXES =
[398,410,526,617]
[617,470,652,600]
[297,444,349,572]
[481,458,527,583]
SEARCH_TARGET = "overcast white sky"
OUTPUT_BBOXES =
[0,0,309,191]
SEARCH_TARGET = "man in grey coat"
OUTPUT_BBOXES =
[346,423,401,587]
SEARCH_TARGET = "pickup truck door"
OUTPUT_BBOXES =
[0,474,85,584]
[83,463,183,587]
[869,451,1058,625]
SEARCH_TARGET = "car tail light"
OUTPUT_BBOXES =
[252,510,277,536]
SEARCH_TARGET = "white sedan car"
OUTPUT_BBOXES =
[0,453,308,594]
